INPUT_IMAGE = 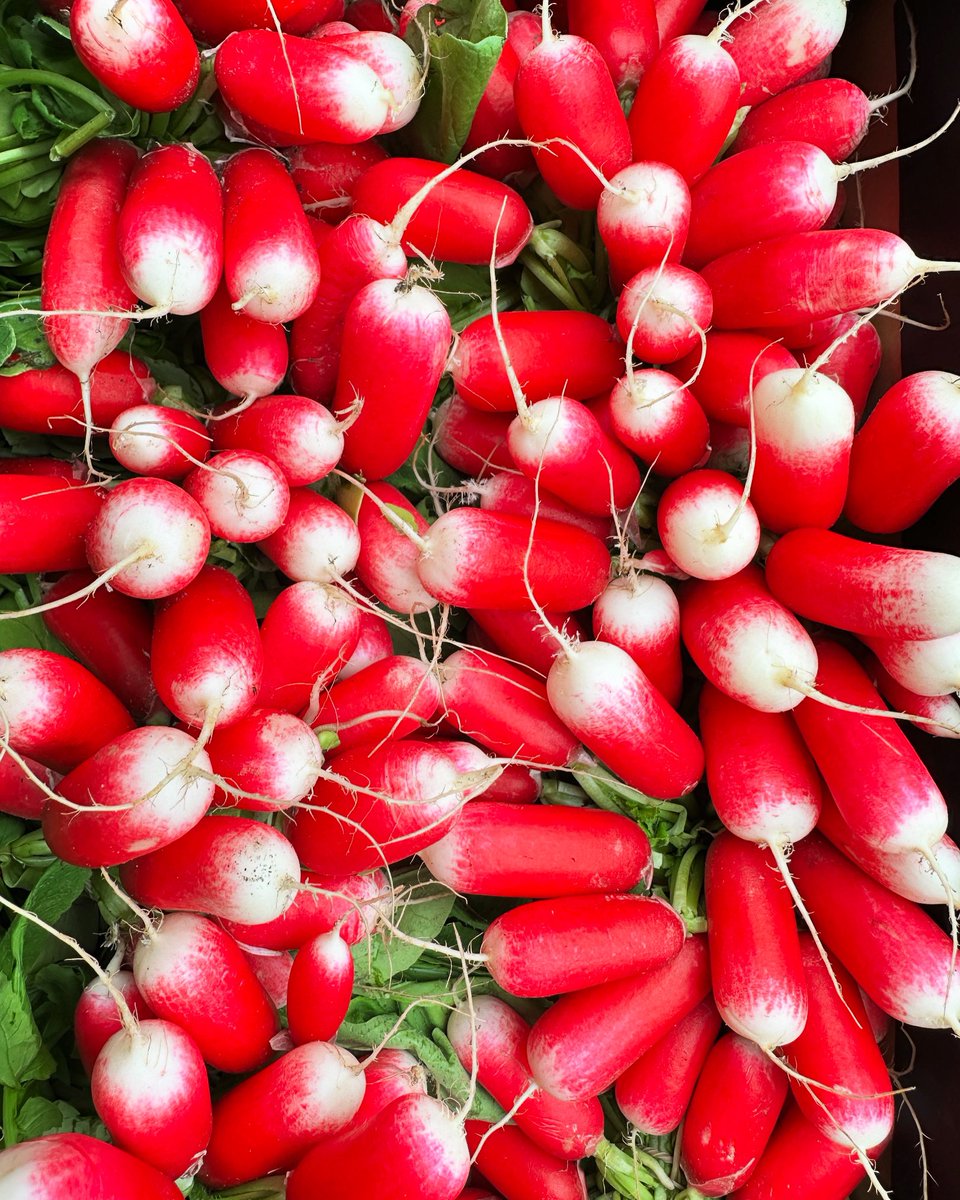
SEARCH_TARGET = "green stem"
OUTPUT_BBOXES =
[0,156,59,191]
[518,248,584,310]
[50,110,115,161]
[0,140,56,169]
[2,1085,19,1149]
[0,69,115,115]
[168,58,219,141]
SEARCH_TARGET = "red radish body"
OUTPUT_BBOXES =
[730,1101,866,1200]
[733,77,873,161]
[92,1019,211,1179]
[352,481,436,615]
[627,35,740,183]
[0,755,54,821]
[288,141,388,222]
[782,935,894,1154]
[657,469,760,580]
[222,150,320,325]
[765,527,960,640]
[0,1133,182,1199]
[44,726,214,868]
[680,1032,788,1196]
[151,566,262,729]
[453,312,622,412]
[333,609,393,679]
[0,649,133,773]
[616,263,713,362]
[869,664,960,740]
[176,0,344,43]
[85,477,210,600]
[482,893,685,997]
[286,930,354,1044]
[211,393,345,487]
[800,313,882,424]
[206,709,324,810]
[117,145,222,314]
[514,32,632,211]
[200,1042,365,1187]
[132,912,279,1073]
[287,1093,470,1200]
[592,574,682,706]
[419,800,652,897]
[789,833,960,1029]
[470,608,589,679]
[614,997,721,1134]
[526,933,711,1101]
[464,1123,587,1200]
[334,279,452,479]
[677,331,798,427]
[448,997,603,1160]
[70,0,198,111]
[288,739,472,873]
[705,832,808,1047]
[215,31,389,145]
[567,0,659,92]
[241,950,293,1009]
[121,815,300,925]
[259,487,362,583]
[200,282,290,400]
[699,683,822,845]
[478,473,611,540]
[547,639,704,799]
[258,582,361,712]
[309,654,440,750]
[416,508,611,611]
[183,450,290,543]
[318,30,420,132]
[0,353,154,435]
[223,867,387,950]
[655,0,708,40]
[507,397,641,516]
[432,394,514,477]
[40,140,138,393]
[352,159,532,266]
[461,40,532,180]
[608,369,711,477]
[74,972,154,1075]
[0,476,104,574]
[791,640,948,855]
[109,404,210,480]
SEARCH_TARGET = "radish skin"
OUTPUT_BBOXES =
[592,574,683,706]
[464,1121,589,1200]
[286,930,354,1044]
[0,1133,182,1200]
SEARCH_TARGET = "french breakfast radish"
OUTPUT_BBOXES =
[616,262,713,362]
[316,29,421,133]
[199,281,290,401]
[182,449,291,543]
[607,368,711,477]
[0,353,154,436]
[210,393,347,487]
[656,469,761,580]
[308,654,441,750]
[74,971,154,1076]
[205,708,324,811]
[350,480,437,615]
[464,1122,588,1200]
[800,312,882,424]
[676,331,798,427]
[0,475,105,574]
[288,141,389,222]
[175,0,345,43]
[597,161,691,292]
[258,487,362,583]
[286,930,354,1044]
[592,574,683,706]
[431,394,516,477]
[108,404,211,481]
[864,628,960,698]
[567,0,659,92]
[0,1133,182,1200]
[469,608,590,680]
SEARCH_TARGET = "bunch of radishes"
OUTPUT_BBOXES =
[1,0,959,1197]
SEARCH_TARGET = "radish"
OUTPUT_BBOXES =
[655,0,708,40]
[764,527,960,640]
[43,726,215,868]
[121,814,301,925]
[205,708,324,811]
[0,1133,182,1200]
[288,141,389,222]
[109,404,210,481]
[258,487,362,583]
[210,393,347,487]
[200,1042,365,1187]
[461,39,532,181]
[679,1031,788,1196]
[175,0,345,43]
[799,312,882,424]
[608,368,711,478]
[656,469,761,580]
[592,574,683,706]
[614,996,721,1134]
[286,930,354,1044]
[287,1093,470,1200]
[349,480,437,615]
[567,0,659,93]
[91,1019,212,1179]
[334,279,452,479]
[199,281,290,402]
[0,475,105,574]
[74,971,154,1076]
[474,469,613,542]
[0,352,154,436]
[222,149,321,325]
[447,996,603,1159]
[616,263,712,362]
[258,581,362,713]
[316,30,421,133]
[464,1122,588,1200]
[676,331,798,427]
[419,800,652,897]
[70,0,199,111]
[432,394,515,477]
[546,638,704,800]
[525,933,711,1101]
[351,158,533,266]
[214,30,389,145]
[117,144,222,315]
[183,449,291,543]
[308,654,441,751]
[481,893,686,997]
[863,628,960,698]
[469,608,589,680]
[241,949,293,1010]
[868,660,960,740]
[597,161,691,292]
[0,648,134,774]
[0,754,55,821]
[85,477,211,600]
[132,912,279,1073]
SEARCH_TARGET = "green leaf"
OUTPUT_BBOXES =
[15,1095,106,1141]
[0,585,73,656]
[0,858,91,979]
[352,883,456,986]
[0,970,54,1087]
[399,0,506,164]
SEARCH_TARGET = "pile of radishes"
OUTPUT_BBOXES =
[1,0,959,1197]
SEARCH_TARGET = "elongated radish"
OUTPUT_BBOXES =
[0,475,105,574]
[0,353,154,436]
[616,263,712,362]
[206,708,324,811]
[286,930,354,1044]
[868,660,960,740]
[200,1042,365,1187]
[547,639,704,799]
[74,971,154,1076]
[526,933,710,1100]
[183,449,291,543]
[655,0,708,40]
[864,628,960,698]
[608,368,711,477]
[121,814,300,925]
[176,0,344,43]
[765,527,960,640]
[448,997,603,1160]
[419,800,652,897]
[482,893,685,997]
[200,281,290,401]
[464,1122,588,1200]
[211,393,346,487]
[567,0,658,92]
[132,912,279,1073]
[259,487,362,583]
[308,654,440,750]
[614,996,721,1134]
[799,312,882,424]
[109,404,210,481]
[679,1031,788,1196]
[597,162,691,292]
[474,469,618,540]
[349,481,437,615]
[592,574,683,706]
[657,469,761,581]
[469,608,588,679]
[0,648,134,774]
[317,29,421,133]
[92,1018,212,1179]
[0,1133,182,1200]
[676,331,798,427]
